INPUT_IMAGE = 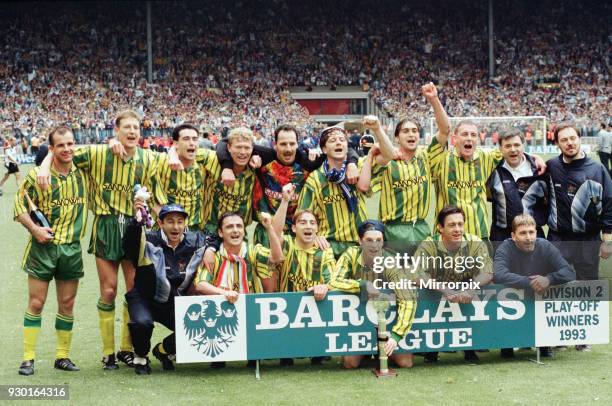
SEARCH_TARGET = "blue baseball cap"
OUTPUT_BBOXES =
[159,204,188,220]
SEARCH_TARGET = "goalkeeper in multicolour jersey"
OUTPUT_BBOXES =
[215,123,360,247]
[37,110,165,370]
[358,83,451,252]
[330,220,417,369]
[14,127,88,376]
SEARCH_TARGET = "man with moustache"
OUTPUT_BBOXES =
[216,124,360,246]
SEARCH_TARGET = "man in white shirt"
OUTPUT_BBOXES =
[1,137,21,195]
[596,123,611,176]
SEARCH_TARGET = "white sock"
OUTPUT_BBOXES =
[133,356,147,365]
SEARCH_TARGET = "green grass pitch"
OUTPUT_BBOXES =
[0,156,610,405]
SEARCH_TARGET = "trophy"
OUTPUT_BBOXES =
[372,299,397,378]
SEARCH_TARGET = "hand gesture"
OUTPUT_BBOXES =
[421,82,438,101]
[313,235,330,250]
[133,197,146,216]
[168,147,184,171]
[36,168,51,191]
[384,337,398,357]
[368,143,381,157]
[308,148,322,162]
[281,183,296,202]
[260,212,273,229]
[224,290,239,304]
[109,138,127,159]
[362,115,381,130]
[249,155,262,169]
[308,284,329,301]
[346,162,359,185]
[221,168,236,187]
[529,275,550,294]
[203,248,216,272]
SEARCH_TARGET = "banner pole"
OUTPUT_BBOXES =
[529,347,545,365]
[255,360,261,380]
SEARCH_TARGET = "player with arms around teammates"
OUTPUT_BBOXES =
[38,110,165,370]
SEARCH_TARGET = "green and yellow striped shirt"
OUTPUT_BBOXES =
[155,153,214,228]
[278,236,336,292]
[297,165,367,244]
[14,165,89,245]
[428,139,502,238]
[194,243,272,293]
[413,233,493,282]
[331,246,417,341]
[372,148,432,223]
[72,145,164,216]
[195,148,256,233]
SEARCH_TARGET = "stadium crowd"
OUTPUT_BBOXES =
[1,0,609,144]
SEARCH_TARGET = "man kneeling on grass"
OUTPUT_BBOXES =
[494,214,575,358]
[413,205,493,363]
[331,220,417,369]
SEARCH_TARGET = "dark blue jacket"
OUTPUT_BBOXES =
[123,221,217,303]
[487,154,550,230]
[493,238,575,289]
[546,155,612,235]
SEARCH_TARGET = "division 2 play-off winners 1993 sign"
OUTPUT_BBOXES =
[175,283,609,363]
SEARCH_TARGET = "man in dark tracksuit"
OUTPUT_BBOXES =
[546,123,612,287]
[123,203,216,374]
[494,214,575,358]
[487,131,549,245]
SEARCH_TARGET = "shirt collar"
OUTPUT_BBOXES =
[50,164,77,178]
[452,148,480,163]
[160,229,185,248]
[502,154,530,172]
